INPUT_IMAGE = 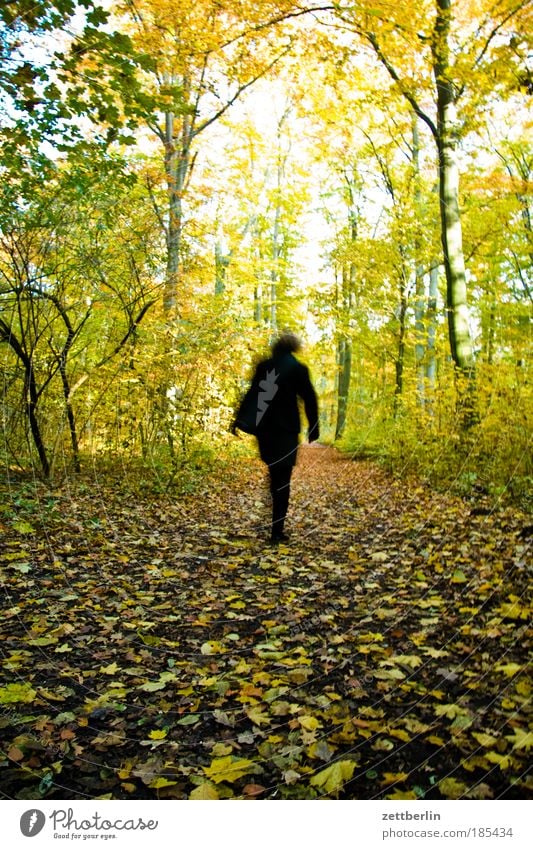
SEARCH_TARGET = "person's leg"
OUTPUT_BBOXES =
[269,462,293,540]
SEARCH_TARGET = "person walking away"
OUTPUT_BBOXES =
[232,332,319,543]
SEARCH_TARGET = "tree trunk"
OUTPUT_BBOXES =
[26,360,50,478]
[270,198,280,331]
[426,264,439,392]
[433,0,474,375]
[394,282,407,416]
[60,368,80,473]
[335,331,352,440]
[215,241,230,295]
[0,319,50,477]
[163,93,192,316]
[412,115,427,404]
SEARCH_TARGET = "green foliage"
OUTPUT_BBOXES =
[339,363,532,507]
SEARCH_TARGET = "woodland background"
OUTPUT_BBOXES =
[0,0,531,499]
[0,0,531,803]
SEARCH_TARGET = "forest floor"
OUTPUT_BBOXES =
[0,445,531,800]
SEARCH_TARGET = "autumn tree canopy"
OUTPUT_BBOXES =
[0,0,530,497]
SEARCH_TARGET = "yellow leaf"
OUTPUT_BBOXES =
[434,703,464,719]
[299,715,321,731]
[439,777,469,799]
[200,641,225,655]
[211,743,233,757]
[494,662,522,677]
[190,783,220,800]
[148,777,178,789]
[148,729,168,740]
[37,688,65,702]
[100,662,119,675]
[0,683,37,704]
[426,735,445,746]
[391,655,422,669]
[505,728,533,751]
[374,668,405,680]
[485,751,512,770]
[388,729,410,742]
[309,760,356,795]
[139,681,166,692]
[380,771,410,786]
[451,570,467,583]
[497,602,529,620]
[245,706,271,726]
[203,756,257,784]
[372,738,395,752]
[385,790,417,800]
[515,679,530,697]
[471,731,498,748]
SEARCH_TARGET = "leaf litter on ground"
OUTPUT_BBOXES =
[0,446,531,800]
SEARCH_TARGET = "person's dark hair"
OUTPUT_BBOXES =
[271,331,302,356]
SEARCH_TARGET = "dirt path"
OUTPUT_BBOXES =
[0,448,530,799]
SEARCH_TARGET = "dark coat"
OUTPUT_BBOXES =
[235,352,319,468]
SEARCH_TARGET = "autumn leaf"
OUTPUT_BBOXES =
[484,752,512,770]
[298,715,322,731]
[439,778,469,799]
[471,731,498,748]
[310,760,356,795]
[494,662,522,677]
[505,728,532,751]
[7,746,25,762]
[465,783,494,799]
[374,668,405,681]
[100,662,120,675]
[203,756,258,784]
[176,714,201,726]
[245,706,271,726]
[148,777,177,789]
[139,681,167,692]
[434,703,465,719]
[0,683,37,704]
[380,771,410,786]
[200,641,225,655]
[190,783,219,800]
[385,790,418,800]
[242,783,266,797]
[451,569,468,583]
[12,520,35,534]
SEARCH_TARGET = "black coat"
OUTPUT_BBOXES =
[235,352,319,467]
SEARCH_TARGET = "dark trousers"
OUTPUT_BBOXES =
[268,463,293,535]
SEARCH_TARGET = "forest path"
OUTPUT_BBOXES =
[0,447,531,800]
